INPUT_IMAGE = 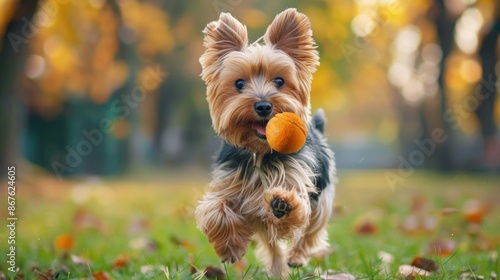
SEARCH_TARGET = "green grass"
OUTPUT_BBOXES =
[1,169,499,279]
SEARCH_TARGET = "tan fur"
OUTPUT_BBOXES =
[196,8,334,278]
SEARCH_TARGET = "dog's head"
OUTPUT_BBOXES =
[200,8,319,154]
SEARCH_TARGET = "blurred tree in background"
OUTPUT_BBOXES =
[0,0,498,178]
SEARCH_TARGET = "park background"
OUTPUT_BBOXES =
[0,0,499,279]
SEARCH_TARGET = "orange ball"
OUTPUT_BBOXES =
[266,112,307,154]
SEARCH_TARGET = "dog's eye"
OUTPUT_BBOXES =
[273,77,284,89]
[235,79,245,92]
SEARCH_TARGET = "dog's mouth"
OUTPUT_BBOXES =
[252,120,269,140]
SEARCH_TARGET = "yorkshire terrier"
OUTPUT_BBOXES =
[195,8,336,278]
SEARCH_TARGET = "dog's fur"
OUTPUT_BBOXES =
[195,8,336,277]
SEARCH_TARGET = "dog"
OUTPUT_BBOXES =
[195,8,336,278]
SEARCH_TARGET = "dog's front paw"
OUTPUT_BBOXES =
[271,197,292,218]
[217,245,246,264]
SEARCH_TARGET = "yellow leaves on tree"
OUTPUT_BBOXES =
[0,0,18,37]
[24,0,172,116]
[120,1,173,59]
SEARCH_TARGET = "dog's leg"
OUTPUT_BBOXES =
[255,228,289,278]
[263,187,310,242]
[195,164,256,263]
[195,192,253,263]
[287,184,334,267]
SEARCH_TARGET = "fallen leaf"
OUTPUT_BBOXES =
[463,199,487,224]
[112,253,130,269]
[398,265,431,278]
[410,256,438,272]
[35,269,53,280]
[128,236,158,252]
[170,235,196,250]
[355,220,377,235]
[54,234,74,251]
[203,265,225,279]
[427,238,456,256]
[71,254,91,266]
[92,271,111,280]
[378,251,394,264]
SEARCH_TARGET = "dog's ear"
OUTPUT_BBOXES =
[200,13,248,80]
[264,8,319,74]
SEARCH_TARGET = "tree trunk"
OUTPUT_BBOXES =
[0,0,39,177]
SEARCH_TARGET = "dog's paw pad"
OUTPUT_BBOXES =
[271,197,292,218]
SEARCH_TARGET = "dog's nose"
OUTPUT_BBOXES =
[254,101,273,117]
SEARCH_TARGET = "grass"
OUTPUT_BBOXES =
[1,168,499,279]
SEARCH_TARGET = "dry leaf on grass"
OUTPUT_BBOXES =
[128,236,158,252]
[398,265,432,278]
[34,269,52,280]
[92,271,111,280]
[426,238,456,256]
[377,251,394,275]
[203,265,225,279]
[71,254,91,266]
[463,199,488,224]
[410,256,438,272]
[170,235,196,250]
[378,251,394,264]
[54,234,74,251]
[355,220,377,235]
[112,253,130,269]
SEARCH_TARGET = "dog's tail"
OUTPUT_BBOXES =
[312,108,326,134]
